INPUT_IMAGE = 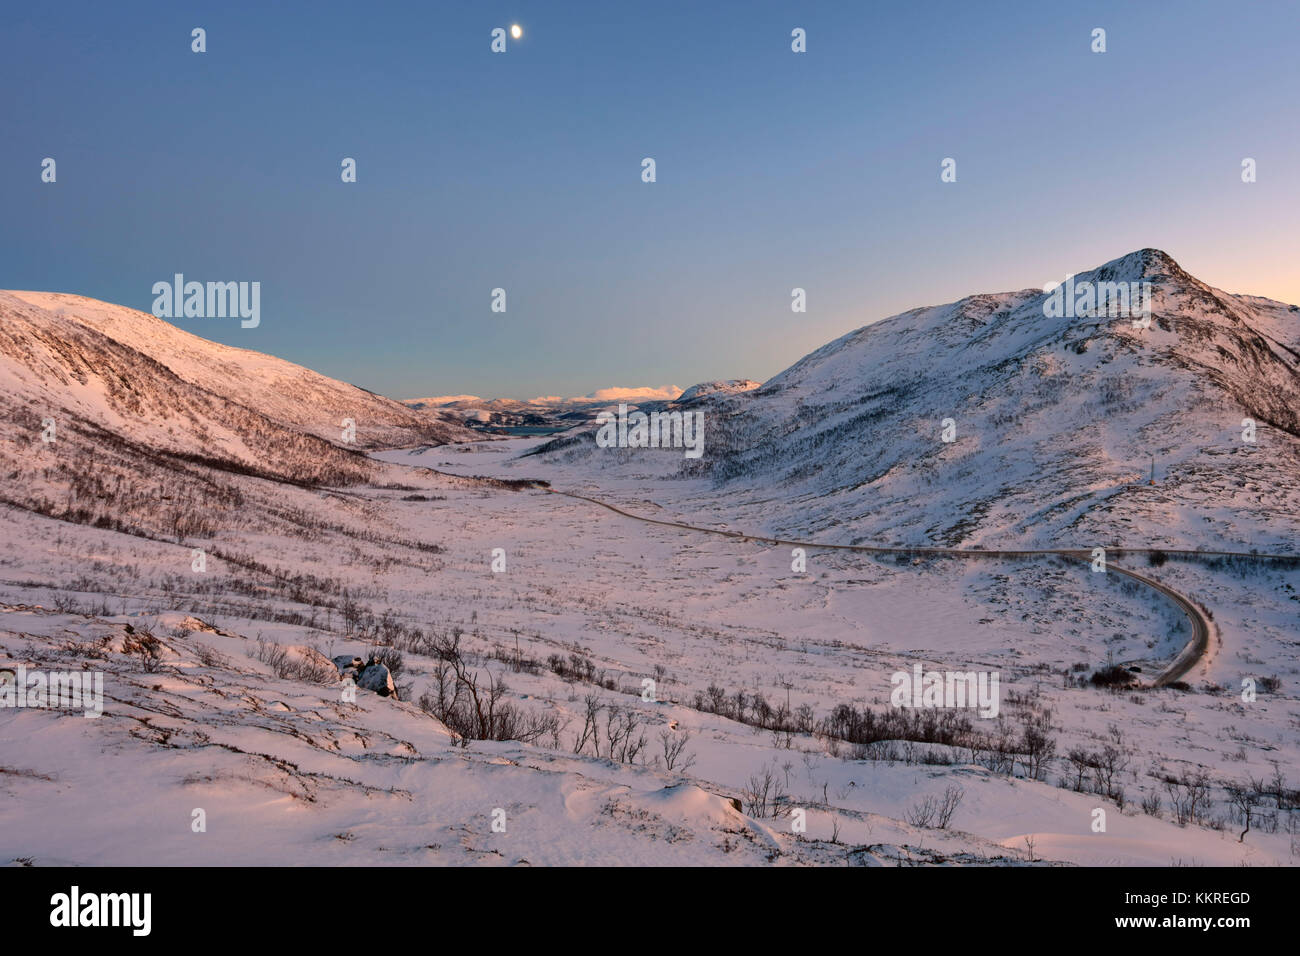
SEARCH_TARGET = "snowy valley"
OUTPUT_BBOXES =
[1,251,1297,867]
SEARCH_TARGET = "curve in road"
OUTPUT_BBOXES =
[539,486,1213,688]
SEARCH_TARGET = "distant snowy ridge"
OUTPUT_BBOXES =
[404,385,685,411]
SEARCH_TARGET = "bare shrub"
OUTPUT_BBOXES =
[370,646,404,679]
[906,794,937,828]
[1226,778,1264,843]
[659,729,696,773]
[1019,723,1057,781]
[935,785,965,828]
[417,656,556,747]
[124,628,165,673]
[249,637,335,683]
[741,763,788,819]
[1164,769,1213,826]
[907,785,964,829]
[602,705,648,764]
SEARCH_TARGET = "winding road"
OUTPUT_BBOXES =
[538,486,1221,687]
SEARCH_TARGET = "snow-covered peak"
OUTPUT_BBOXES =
[1081,247,1187,284]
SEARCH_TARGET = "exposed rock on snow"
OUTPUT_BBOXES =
[333,655,366,675]
[356,662,397,698]
[676,379,761,402]
[329,654,396,698]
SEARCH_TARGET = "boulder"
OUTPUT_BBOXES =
[332,655,365,676]
[356,662,397,699]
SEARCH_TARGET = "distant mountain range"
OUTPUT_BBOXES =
[403,383,759,432]
[405,385,687,409]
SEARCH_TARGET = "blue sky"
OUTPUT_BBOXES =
[2,0,1297,399]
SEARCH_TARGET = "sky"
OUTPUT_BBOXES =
[2,0,1298,400]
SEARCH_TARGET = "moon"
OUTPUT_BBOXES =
[510,24,522,39]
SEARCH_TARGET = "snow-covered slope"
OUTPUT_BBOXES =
[5,292,476,449]
[0,291,472,539]
[533,250,1300,551]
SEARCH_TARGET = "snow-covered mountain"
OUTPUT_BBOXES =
[0,291,475,538]
[5,292,476,448]
[533,250,1300,551]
